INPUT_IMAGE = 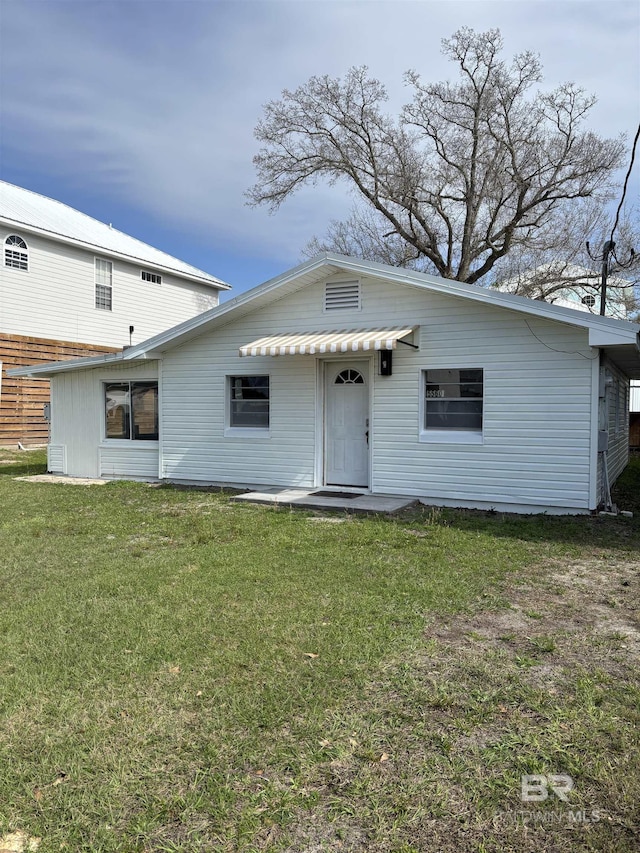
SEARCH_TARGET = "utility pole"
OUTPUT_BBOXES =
[599,240,616,316]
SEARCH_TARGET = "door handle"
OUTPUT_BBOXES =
[365,430,369,446]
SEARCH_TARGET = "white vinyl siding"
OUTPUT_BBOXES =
[160,276,596,511]
[602,358,630,487]
[162,341,315,487]
[0,229,220,347]
[99,445,159,479]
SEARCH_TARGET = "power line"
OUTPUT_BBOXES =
[524,320,598,360]
[610,121,640,243]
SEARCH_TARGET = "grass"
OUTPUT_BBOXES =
[0,448,639,852]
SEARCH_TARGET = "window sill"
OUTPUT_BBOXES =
[419,430,483,445]
[100,440,159,447]
[224,427,271,439]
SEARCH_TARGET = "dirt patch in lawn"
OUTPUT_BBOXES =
[284,555,640,853]
[430,557,639,666]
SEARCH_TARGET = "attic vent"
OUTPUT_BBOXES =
[325,280,361,311]
[581,294,596,308]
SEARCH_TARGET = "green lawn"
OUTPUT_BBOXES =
[0,449,638,852]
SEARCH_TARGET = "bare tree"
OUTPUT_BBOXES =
[248,28,626,286]
[303,206,429,270]
[490,199,639,318]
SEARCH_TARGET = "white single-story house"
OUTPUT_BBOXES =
[10,254,640,514]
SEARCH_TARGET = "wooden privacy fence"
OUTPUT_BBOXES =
[0,334,118,446]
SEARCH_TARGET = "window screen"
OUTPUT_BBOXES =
[424,368,483,431]
[229,376,269,428]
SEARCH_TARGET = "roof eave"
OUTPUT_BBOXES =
[8,351,129,378]
[589,328,640,348]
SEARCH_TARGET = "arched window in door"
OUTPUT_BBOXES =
[335,369,365,385]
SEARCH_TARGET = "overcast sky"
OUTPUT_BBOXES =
[1,0,638,297]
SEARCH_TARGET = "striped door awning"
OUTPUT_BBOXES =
[239,327,415,357]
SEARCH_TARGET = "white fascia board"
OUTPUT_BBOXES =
[0,217,230,290]
[8,344,170,377]
[588,328,640,348]
[136,351,164,360]
[8,351,138,378]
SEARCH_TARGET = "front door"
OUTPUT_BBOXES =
[325,361,369,487]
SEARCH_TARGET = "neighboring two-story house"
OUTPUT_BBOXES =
[0,181,229,445]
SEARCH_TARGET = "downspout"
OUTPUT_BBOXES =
[598,355,614,512]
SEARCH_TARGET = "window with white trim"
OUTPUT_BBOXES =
[5,235,28,270]
[95,258,113,310]
[229,375,269,428]
[141,270,162,284]
[105,382,158,440]
[423,368,484,432]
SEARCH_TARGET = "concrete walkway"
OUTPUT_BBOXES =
[13,475,417,514]
[14,474,107,485]
[232,487,418,514]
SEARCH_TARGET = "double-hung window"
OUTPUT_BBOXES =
[95,258,113,310]
[228,375,269,431]
[105,382,158,440]
[421,368,484,441]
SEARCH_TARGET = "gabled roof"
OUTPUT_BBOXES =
[0,181,230,290]
[10,253,640,379]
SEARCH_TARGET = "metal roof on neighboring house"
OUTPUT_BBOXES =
[0,181,230,289]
